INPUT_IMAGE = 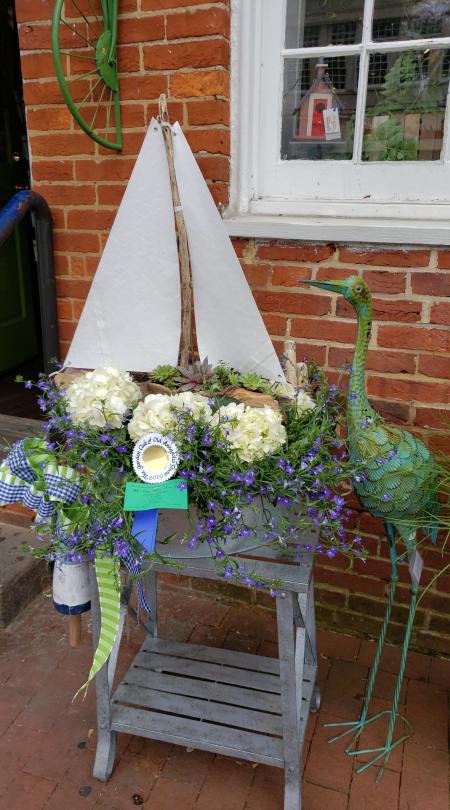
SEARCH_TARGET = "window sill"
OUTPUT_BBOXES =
[223,211,450,246]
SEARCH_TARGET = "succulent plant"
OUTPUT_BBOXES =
[150,364,178,389]
[175,357,215,391]
[237,371,271,394]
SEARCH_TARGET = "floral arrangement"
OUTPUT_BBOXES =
[9,359,365,594]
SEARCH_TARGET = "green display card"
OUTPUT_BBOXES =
[124,479,188,511]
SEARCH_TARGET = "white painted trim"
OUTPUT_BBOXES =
[353,0,374,162]
[223,211,450,245]
[281,35,450,59]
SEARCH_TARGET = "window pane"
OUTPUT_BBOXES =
[281,57,359,160]
[363,48,449,161]
[285,0,364,48]
[372,1,450,41]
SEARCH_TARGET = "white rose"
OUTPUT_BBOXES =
[296,390,316,415]
[272,381,296,399]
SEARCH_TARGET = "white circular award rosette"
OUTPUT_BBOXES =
[132,432,179,484]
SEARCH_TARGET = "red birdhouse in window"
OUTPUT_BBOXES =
[294,62,340,140]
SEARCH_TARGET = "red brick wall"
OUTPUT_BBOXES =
[14,0,450,653]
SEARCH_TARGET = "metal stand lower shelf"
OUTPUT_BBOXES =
[111,637,316,767]
[90,531,320,810]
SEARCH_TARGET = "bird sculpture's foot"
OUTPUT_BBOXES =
[324,716,371,745]
[326,710,413,782]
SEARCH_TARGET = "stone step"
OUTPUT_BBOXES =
[0,522,50,627]
[0,413,43,459]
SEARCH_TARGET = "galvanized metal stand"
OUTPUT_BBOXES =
[90,533,320,810]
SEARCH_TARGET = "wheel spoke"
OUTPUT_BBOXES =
[90,80,108,129]
[105,87,113,136]
[78,76,102,110]
[61,17,94,47]
[68,66,98,83]
[69,0,99,39]
[60,50,95,59]
[105,87,113,138]
[86,0,102,29]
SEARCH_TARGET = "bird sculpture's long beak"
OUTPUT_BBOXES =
[299,279,347,294]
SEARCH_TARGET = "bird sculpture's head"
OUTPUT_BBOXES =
[300,275,372,310]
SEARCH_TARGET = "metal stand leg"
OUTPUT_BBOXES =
[277,590,302,810]
[90,565,126,782]
[144,566,157,638]
[304,576,320,711]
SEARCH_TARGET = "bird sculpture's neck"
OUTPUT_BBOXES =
[347,294,376,433]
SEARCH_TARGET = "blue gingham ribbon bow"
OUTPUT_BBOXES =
[0,438,80,521]
[122,549,152,614]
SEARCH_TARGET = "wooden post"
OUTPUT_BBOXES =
[159,94,194,366]
[283,321,297,386]
[69,614,82,647]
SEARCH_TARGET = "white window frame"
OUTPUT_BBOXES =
[226,0,450,245]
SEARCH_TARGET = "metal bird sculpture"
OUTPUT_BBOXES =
[302,275,440,780]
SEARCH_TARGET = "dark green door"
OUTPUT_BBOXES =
[0,2,39,374]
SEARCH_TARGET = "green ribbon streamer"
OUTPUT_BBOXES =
[74,555,121,699]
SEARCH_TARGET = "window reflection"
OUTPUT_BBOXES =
[285,0,364,48]
[363,48,450,160]
[372,0,450,41]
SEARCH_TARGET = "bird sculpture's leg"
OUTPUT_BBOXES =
[349,533,415,781]
[325,523,399,747]
[354,543,416,781]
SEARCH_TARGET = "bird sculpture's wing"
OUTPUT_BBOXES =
[350,423,439,548]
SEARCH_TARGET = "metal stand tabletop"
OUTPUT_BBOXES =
[90,530,320,810]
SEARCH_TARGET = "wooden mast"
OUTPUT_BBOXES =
[159,94,194,366]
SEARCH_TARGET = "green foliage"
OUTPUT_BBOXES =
[374,51,444,115]
[361,50,447,162]
[149,364,178,389]
[17,367,366,594]
[363,119,419,162]
[235,371,272,393]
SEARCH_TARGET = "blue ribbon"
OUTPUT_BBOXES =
[119,509,160,615]
[132,508,159,553]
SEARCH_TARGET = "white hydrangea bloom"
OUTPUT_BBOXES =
[169,391,212,422]
[296,390,316,415]
[128,392,212,443]
[212,403,286,463]
[271,381,296,399]
[66,367,141,429]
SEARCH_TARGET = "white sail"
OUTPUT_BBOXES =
[65,119,181,371]
[66,118,285,382]
[172,123,284,381]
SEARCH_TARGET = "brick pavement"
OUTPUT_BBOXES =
[0,583,448,810]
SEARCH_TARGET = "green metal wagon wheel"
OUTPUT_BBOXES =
[52,0,122,151]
